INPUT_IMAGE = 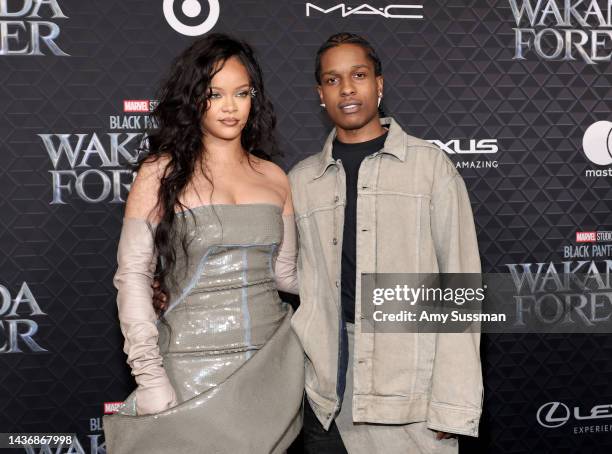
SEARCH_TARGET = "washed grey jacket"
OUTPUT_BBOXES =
[288,117,483,437]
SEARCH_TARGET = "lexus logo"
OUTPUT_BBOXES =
[163,0,220,36]
[582,121,612,166]
[536,402,570,428]
[428,139,498,154]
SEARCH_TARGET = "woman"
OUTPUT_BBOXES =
[103,34,304,454]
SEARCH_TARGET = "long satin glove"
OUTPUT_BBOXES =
[113,218,177,415]
[274,214,299,295]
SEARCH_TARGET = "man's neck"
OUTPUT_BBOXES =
[335,117,386,144]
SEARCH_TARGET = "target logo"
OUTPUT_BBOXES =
[582,121,612,166]
[163,0,220,36]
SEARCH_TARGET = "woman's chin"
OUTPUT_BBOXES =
[205,129,243,142]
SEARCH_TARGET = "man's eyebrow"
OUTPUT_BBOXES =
[321,64,370,76]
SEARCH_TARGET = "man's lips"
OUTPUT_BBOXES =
[338,100,362,114]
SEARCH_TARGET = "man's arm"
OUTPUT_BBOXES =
[427,160,483,437]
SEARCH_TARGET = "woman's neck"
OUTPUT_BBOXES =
[202,135,245,166]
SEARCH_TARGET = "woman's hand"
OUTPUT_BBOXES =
[135,380,178,415]
[151,279,169,314]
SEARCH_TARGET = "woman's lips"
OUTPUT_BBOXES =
[219,118,239,126]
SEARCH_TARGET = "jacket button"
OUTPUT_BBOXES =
[334,196,339,202]
[332,238,338,245]
[335,281,339,288]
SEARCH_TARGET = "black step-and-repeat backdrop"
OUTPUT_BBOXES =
[1,1,611,453]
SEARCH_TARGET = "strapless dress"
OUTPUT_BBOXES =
[104,204,304,454]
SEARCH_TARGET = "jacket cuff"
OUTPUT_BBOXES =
[427,401,481,437]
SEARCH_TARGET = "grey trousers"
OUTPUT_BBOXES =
[335,323,459,454]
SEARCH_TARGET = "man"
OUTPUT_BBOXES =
[288,33,483,453]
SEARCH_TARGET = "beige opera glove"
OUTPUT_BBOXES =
[113,218,177,415]
[274,214,299,295]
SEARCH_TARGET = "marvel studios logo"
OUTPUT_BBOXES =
[103,402,123,414]
[123,100,158,113]
[576,231,612,243]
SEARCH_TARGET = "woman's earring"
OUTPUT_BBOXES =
[320,103,326,108]
[250,87,257,98]
[377,94,382,108]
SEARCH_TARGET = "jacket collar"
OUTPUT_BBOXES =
[313,117,407,180]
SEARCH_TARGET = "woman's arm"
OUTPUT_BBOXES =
[115,156,177,415]
[274,169,299,295]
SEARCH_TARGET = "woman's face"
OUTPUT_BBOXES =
[202,56,252,142]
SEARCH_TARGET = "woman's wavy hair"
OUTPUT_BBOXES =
[136,33,277,315]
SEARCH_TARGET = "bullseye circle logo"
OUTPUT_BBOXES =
[163,0,220,36]
[582,121,612,166]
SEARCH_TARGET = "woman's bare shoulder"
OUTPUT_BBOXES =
[124,154,172,221]
[250,156,289,186]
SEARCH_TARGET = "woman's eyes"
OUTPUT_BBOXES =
[208,91,250,99]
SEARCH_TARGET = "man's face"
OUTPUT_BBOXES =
[317,43,383,132]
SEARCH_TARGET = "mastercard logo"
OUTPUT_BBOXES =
[582,121,612,166]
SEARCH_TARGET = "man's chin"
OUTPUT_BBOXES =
[333,115,370,131]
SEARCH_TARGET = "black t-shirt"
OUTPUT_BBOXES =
[332,131,388,324]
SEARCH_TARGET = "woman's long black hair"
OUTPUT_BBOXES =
[137,33,277,314]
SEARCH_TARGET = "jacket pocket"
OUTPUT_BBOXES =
[372,332,435,396]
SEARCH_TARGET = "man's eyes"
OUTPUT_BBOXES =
[324,73,367,84]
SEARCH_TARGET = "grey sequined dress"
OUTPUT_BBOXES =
[104,204,304,454]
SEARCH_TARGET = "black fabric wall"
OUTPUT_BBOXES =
[1,1,611,453]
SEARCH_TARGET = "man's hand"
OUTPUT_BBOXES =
[435,431,455,440]
[151,279,169,314]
